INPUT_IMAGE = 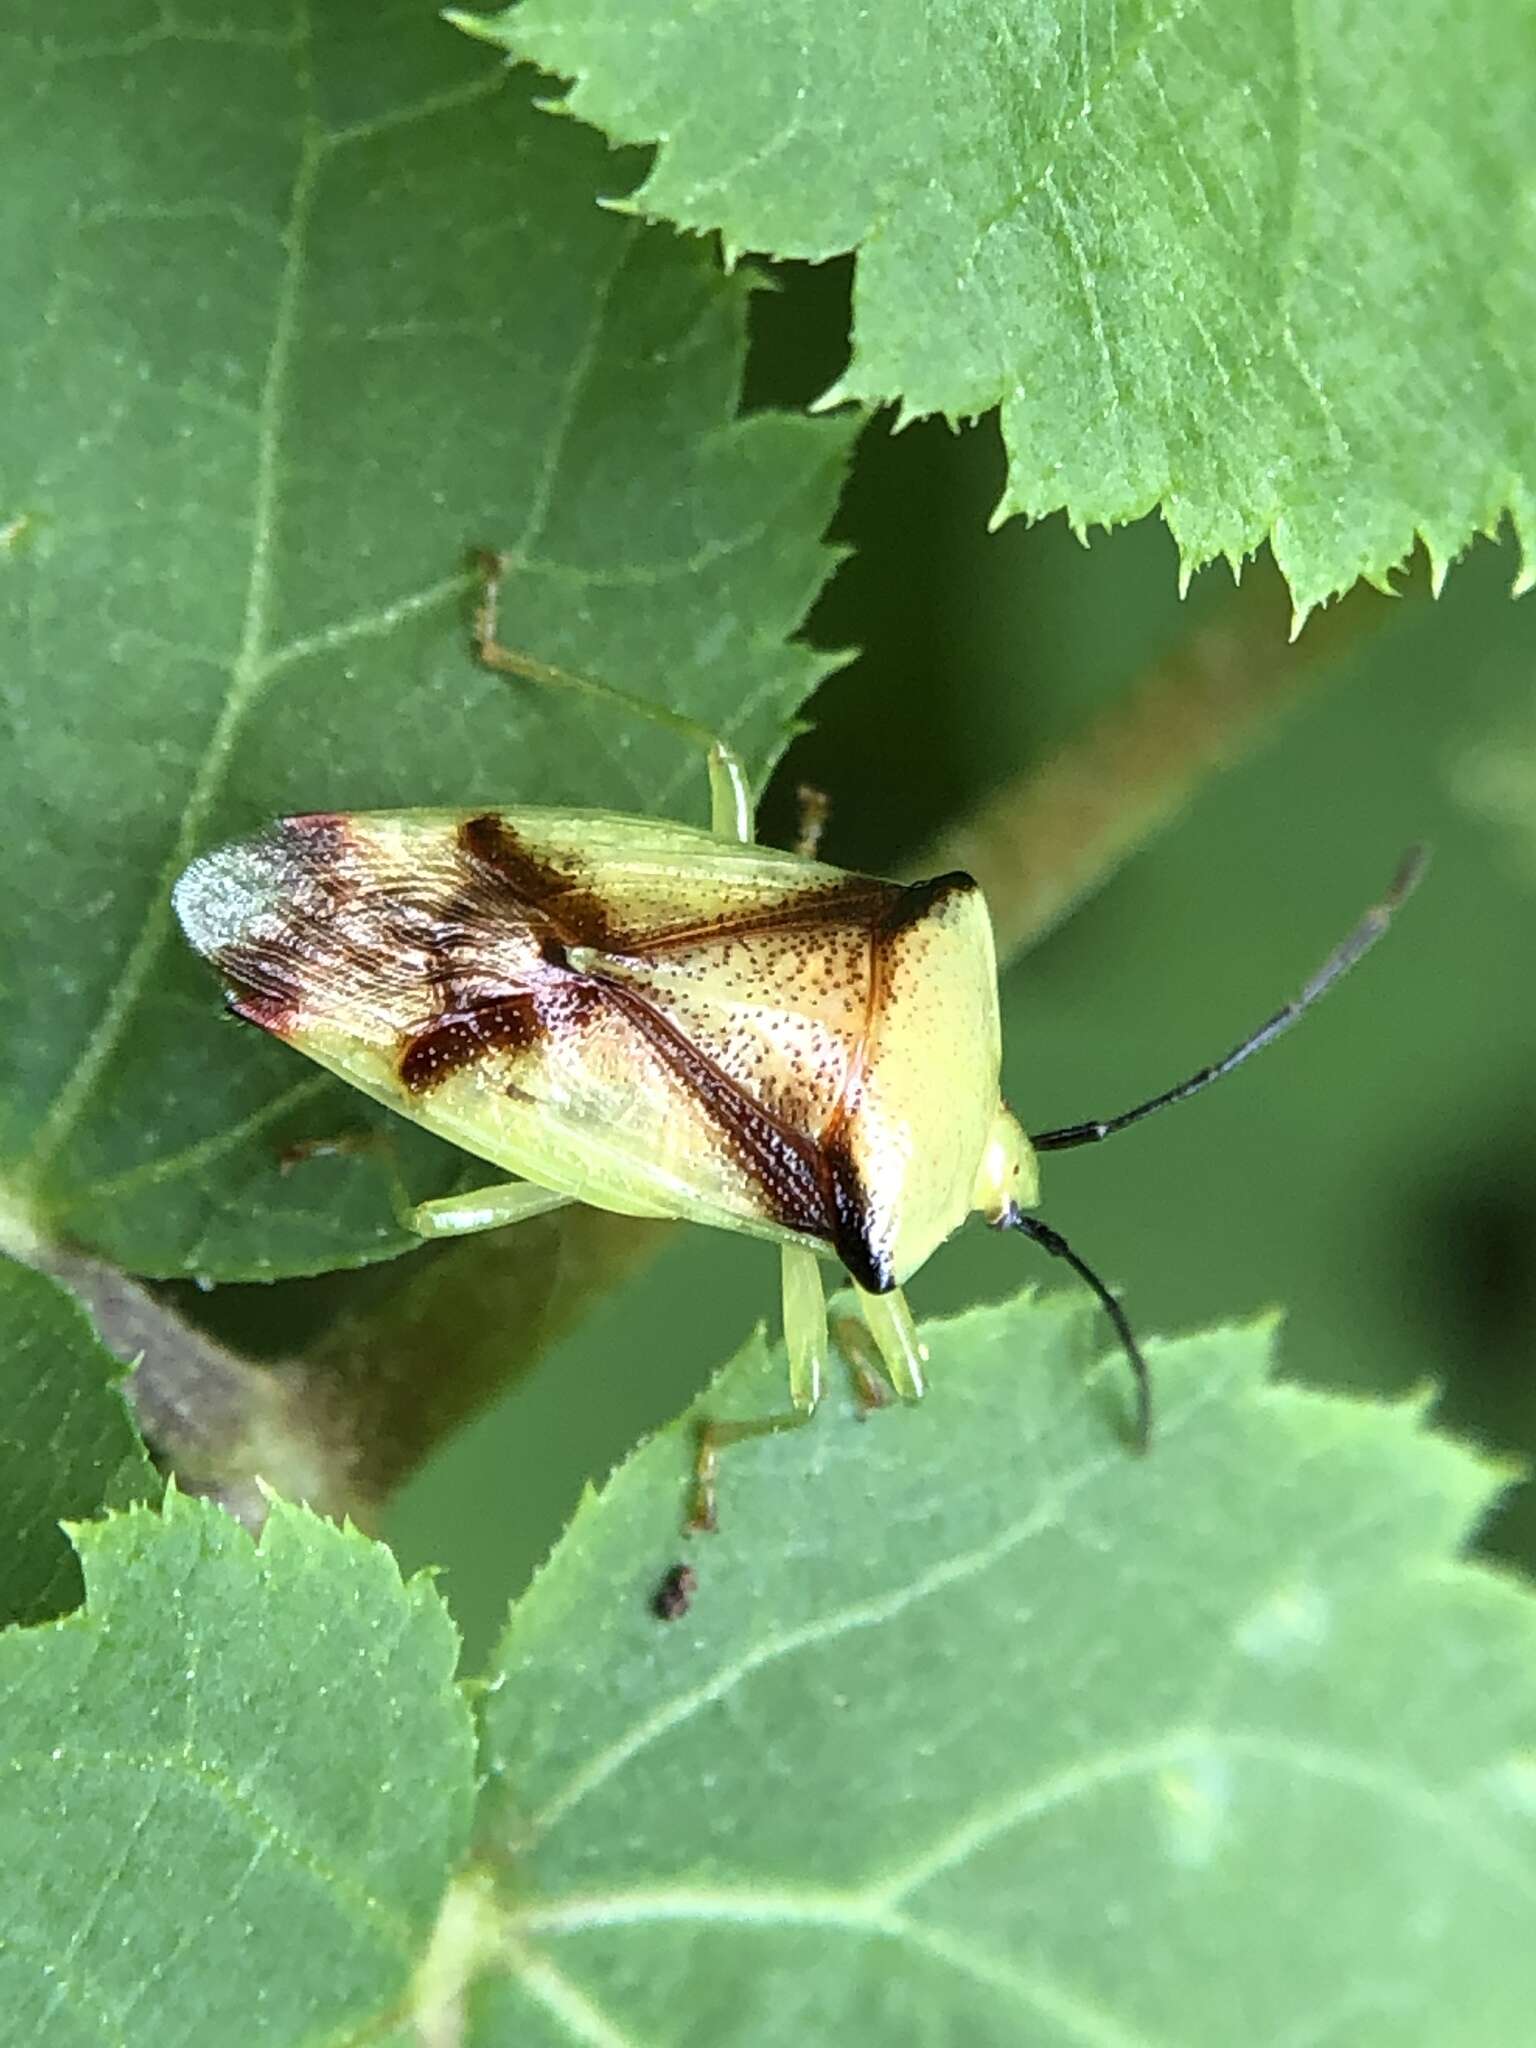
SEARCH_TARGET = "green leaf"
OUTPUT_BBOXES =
[0,1491,475,2045]
[0,5,852,1283]
[466,0,1536,619]
[0,1257,158,1629]
[469,1295,1535,2045]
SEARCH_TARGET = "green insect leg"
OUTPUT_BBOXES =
[826,1313,895,1413]
[853,1283,929,1402]
[279,1128,574,1241]
[471,550,751,843]
[402,1179,574,1239]
[688,1244,828,1533]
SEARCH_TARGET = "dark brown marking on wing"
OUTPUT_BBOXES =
[797,888,892,1289]
[217,944,310,1040]
[458,813,617,948]
[400,982,604,1092]
[386,815,615,1091]
[399,992,542,1091]
[597,979,835,1239]
[456,814,910,964]
[224,985,299,1036]
[602,992,887,1286]
[875,871,978,935]
[800,874,978,1291]
[822,1135,891,1293]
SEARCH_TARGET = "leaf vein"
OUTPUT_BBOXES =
[3,1747,414,1949]
[963,0,1197,279]
[260,573,469,684]
[32,1776,169,2038]
[322,70,503,152]
[504,1941,657,2048]
[22,32,324,1186]
[865,1729,1194,1907]
[883,1915,1176,2048]
[0,1921,129,2047]
[513,1887,1171,2048]
[524,1449,1116,1837]
[1040,169,1123,425]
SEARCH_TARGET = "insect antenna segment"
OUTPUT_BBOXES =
[1010,848,1428,1453]
[1001,1208,1153,1450]
[1031,847,1428,1155]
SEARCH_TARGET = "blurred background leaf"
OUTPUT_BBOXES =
[464,0,1536,616]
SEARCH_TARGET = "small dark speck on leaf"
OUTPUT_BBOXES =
[651,1563,698,1622]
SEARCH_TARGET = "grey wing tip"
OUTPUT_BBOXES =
[172,829,299,960]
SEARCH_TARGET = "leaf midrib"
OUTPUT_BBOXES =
[21,15,325,1196]
[15,37,514,1218]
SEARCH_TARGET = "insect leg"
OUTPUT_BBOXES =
[471,550,752,843]
[781,1244,830,1411]
[828,1312,895,1413]
[403,1179,575,1239]
[276,1128,572,1239]
[853,1284,929,1402]
[793,782,832,860]
[687,1245,828,1532]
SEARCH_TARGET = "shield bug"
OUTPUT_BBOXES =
[174,557,1423,1529]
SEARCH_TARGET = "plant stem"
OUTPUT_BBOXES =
[913,561,1399,964]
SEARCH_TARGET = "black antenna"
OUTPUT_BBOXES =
[1005,1209,1152,1450]
[1032,847,1427,1155]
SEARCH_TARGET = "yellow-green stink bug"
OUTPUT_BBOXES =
[173,559,1423,1529]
